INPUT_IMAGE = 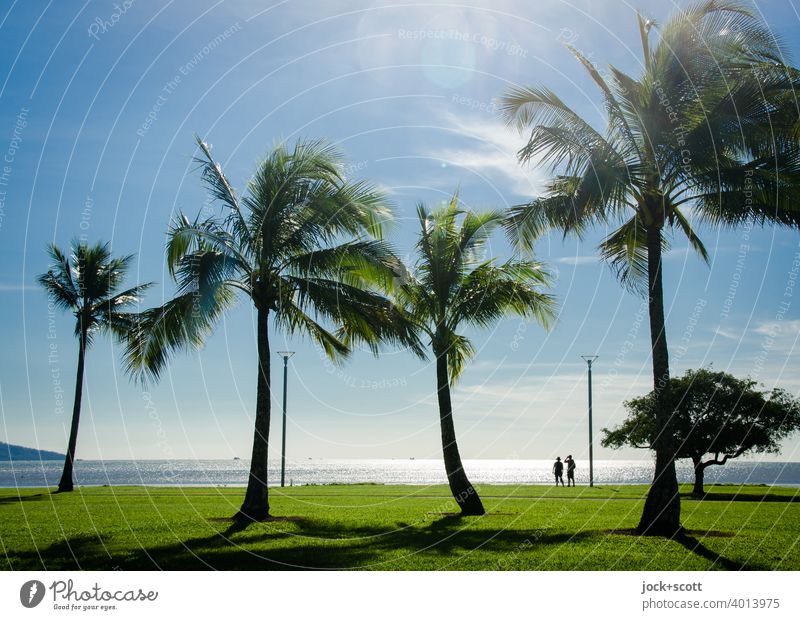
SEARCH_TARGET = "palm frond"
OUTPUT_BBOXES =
[565,45,644,162]
[272,299,350,362]
[193,135,253,252]
[499,85,609,161]
[599,216,669,296]
[458,209,504,262]
[435,330,476,385]
[37,270,79,311]
[123,287,237,383]
[94,283,155,339]
[688,150,800,227]
[637,11,654,74]
[449,260,557,332]
[284,275,425,358]
[670,206,709,263]
[166,214,250,280]
[286,239,405,293]
[504,182,586,250]
[40,242,80,306]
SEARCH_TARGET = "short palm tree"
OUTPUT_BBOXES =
[397,194,555,515]
[500,2,800,534]
[37,241,152,492]
[126,136,420,522]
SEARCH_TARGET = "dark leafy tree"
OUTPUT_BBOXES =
[37,241,152,492]
[395,194,555,515]
[602,368,800,495]
[500,1,800,534]
[126,137,421,522]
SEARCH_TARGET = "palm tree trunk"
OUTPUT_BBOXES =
[435,347,485,516]
[58,327,87,493]
[237,307,272,521]
[692,456,705,496]
[638,226,681,535]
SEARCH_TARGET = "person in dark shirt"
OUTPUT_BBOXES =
[565,455,576,487]
[552,457,564,486]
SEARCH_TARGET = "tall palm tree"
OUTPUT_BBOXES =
[37,241,152,492]
[500,1,800,534]
[126,136,420,522]
[396,194,555,515]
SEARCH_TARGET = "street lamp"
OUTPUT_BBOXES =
[581,355,599,487]
[277,351,295,487]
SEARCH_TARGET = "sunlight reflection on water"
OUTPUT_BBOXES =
[2,459,799,488]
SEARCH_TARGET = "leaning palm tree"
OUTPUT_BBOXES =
[395,194,555,515]
[126,136,420,522]
[37,241,152,492]
[500,1,800,534]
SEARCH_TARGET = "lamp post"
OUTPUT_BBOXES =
[277,351,295,487]
[581,355,599,487]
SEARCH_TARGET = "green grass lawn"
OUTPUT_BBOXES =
[1,484,798,570]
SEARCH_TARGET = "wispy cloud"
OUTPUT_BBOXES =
[714,326,741,341]
[455,371,652,424]
[423,110,547,196]
[751,320,800,358]
[755,320,800,337]
[372,182,397,197]
[555,255,597,266]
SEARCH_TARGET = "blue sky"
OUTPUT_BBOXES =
[1,0,799,465]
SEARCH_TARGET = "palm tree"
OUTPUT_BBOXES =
[396,194,555,515]
[126,136,420,522]
[37,241,152,492]
[500,1,800,534]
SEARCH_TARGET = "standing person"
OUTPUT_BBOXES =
[552,457,564,487]
[565,455,576,487]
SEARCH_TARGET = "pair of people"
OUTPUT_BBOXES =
[552,455,576,487]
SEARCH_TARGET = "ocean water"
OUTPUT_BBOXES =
[2,459,800,488]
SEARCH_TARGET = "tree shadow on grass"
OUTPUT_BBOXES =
[0,493,49,505]
[4,514,592,570]
[605,528,760,570]
[681,492,800,503]
[191,515,594,570]
[4,534,113,570]
[6,513,767,571]
[671,531,750,571]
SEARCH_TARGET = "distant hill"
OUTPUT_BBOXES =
[0,442,64,461]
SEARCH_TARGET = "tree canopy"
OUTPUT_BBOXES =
[602,368,800,492]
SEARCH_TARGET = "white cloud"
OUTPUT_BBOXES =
[423,110,547,197]
[555,255,597,266]
[442,369,655,459]
[755,320,800,337]
[714,326,741,340]
[372,182,397,197]
[750,320,800,358]
[454,371,652,423]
